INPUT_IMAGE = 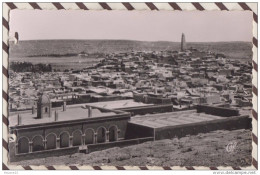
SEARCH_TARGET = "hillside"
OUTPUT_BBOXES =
[13,129,251,167]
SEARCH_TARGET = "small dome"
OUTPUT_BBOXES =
[38,94,50,104]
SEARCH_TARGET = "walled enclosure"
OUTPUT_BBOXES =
[9,106,131,162]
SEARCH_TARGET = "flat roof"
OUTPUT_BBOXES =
[69,99,153,110]
[129,110,225,129]
[9,99,151,127]
[9,106,117,127]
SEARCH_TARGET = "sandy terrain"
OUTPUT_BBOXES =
[14,129,252,167]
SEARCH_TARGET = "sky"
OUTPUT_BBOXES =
[10,10,253,42]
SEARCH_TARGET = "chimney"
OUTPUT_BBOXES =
[63,101,66,111]
[17,114,21,125]
[55,110,59,121]
[32,106,35,114]
[88,106,92,118]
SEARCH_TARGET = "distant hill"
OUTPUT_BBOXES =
[187,42,252,60]
[9,40,252,60]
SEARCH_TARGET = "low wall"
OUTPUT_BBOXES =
[9,137,153,162]
[133,93,144,102]
[133,94,172,104]
[9,142,79,162]
[172,106,196,111]
[91,96,125,102]
[146,96,172,104]
[154,115,251,140]
[120,104,173,115]
[196,105,239,117]
[87,137,154,153]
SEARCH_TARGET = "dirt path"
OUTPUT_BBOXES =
[13,129,252,167]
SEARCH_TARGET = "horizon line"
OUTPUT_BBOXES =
[14,39,252,43]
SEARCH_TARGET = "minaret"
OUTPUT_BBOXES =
[8,32,19,45]
[181,33,186,51]
[15,32,19,43]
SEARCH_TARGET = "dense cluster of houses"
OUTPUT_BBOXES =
[8,36,253,161]
[9,45,252,112]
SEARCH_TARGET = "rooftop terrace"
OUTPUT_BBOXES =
[129,110,227,129]
[71,99,154,110]
[9,99,153,127]
[9,106,119,127]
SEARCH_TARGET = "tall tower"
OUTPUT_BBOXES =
[15,32,19,43]
[8,32,19,45]
[181,33,186,51]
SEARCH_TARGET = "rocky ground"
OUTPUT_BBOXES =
[13,129,252,167]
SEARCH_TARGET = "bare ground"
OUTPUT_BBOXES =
[13,129,252,167]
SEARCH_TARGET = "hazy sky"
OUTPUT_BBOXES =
[10,10,253,42]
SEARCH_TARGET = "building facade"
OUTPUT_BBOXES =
[9,95,131,162]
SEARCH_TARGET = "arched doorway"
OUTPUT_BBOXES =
[72,130,82,146]
[18,137,29,153]
[46,133,57,150]
[60,132,70,148]
[97,127,106,143]
[109,126,117,142]
[85,129,94,145]
[32,136,44,152]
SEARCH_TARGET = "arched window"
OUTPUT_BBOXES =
[18,137,29,153]
[72,130,82,146]
[32,136,44,152]
[60,132,70,148]
[45,107,48,113]
[97,127,106,143]
[46,133,56,150]
[85,129,94,145]
[109,126,118,142]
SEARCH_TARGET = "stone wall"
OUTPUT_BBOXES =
[154,115,251,140]
[120,104,173,115]
[196,105,239,117]
[9,141,79,162]
[125,123,154,139]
